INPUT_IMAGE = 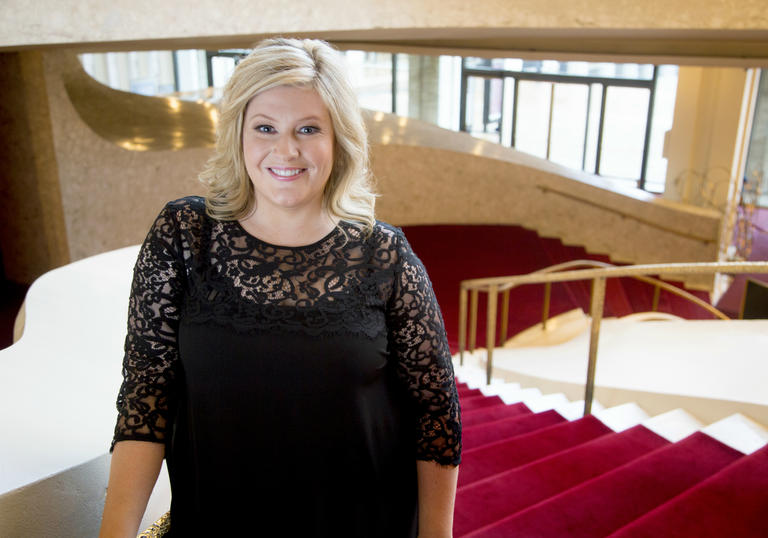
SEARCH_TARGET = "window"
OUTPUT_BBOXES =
[459,58,677,192]
[79,49,678,193]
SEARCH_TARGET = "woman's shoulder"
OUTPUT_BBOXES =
[144,196,210,245]
[365,220,415,260]
[158,195,211,227]
[165,195,207,216]
[370,220,405,243]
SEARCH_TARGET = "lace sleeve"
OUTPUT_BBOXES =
[386,229,461,466]
[111,204,185,450]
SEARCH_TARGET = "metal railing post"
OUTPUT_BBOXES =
[500,289,510,345]
[469,289,479,352]
[486,285,498,385]
[458,286,468,365]
[584,277,606,416]
[652,285,660,312]
[542,282,552,329]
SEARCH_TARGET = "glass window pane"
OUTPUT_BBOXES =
[645,66,678,192]
[584,83,603,174]
[394,54,410,116]
[549,83,589,170]
[599,86,650,180]
[345,50,392,113]
[465,76,503,144]
[515,80,552,159]
[211,56,235,89]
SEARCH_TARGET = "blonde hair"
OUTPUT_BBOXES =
[199,37,376,232]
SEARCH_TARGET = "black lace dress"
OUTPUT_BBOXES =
[112,196,461,537]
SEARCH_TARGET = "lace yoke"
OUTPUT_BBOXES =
[113,196,461,466]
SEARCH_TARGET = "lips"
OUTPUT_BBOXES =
[268,167,306,181]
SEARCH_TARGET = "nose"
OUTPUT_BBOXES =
[272,132,299,159]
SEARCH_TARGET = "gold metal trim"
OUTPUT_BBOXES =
[138,511,170,537]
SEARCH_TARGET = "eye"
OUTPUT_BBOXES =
[298,126,320,135]
[255,124,275,134]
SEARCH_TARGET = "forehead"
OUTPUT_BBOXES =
[244,85,331,120]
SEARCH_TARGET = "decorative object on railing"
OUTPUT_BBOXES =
[734,170,763,260]
[458,261,768,416]
[670,166,732,211]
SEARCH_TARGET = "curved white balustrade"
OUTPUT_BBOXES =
[0,245,170,536]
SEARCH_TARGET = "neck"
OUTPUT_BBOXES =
[239,205,338,247]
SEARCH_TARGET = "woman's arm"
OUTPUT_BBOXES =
[417,460,459,538]
[99,441,165,538]
[102,203,190,537]
[382,226,462,535]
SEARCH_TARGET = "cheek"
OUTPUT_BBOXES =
[243,139,269,162]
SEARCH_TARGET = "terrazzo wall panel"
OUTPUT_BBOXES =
[42,50,210,264]
[0,51,70,283]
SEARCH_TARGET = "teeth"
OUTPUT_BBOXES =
[270,168,303,177]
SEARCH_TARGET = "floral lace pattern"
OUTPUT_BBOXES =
[113,196,461,465]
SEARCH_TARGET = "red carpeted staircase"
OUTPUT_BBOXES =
[402,224,717,353]
[453,383,768,537]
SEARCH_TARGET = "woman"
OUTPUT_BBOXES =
[100,38,461,537]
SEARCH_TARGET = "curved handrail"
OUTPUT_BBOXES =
[457,260,768,415]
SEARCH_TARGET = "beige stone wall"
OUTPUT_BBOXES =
[0,51,70,282]
[42,50,210,264]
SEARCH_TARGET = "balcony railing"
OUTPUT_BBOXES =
[458,261,768,416]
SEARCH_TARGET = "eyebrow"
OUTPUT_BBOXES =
[246,113,325,123]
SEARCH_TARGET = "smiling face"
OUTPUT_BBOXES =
[241,85,335,216]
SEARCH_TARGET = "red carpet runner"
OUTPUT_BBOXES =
[452,383,767,537]
[402,224,716,353]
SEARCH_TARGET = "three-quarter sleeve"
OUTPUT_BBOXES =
[386,229,462,466]
[112,205,186,450]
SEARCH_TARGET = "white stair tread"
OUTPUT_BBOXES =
[454,368,505,389]
[499,387,542,405]
[642,408,704,442]
[555,399,605,421]
[523,392,571,413]
[594,402,650,432]
[479,382,521,396]
[702,413,768,455]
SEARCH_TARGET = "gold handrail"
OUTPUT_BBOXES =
[458,261,768,416]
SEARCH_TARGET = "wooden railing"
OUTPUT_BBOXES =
[458,261,768,416]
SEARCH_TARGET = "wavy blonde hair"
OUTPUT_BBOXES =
[198,38,376,232]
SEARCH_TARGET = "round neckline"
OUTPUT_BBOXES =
[233,219,342,250]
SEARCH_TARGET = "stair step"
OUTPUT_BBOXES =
[465,432,744,537]
[457,387,483,398]
[641,408,704,442]
[521,392,571,413]
[608,443,768,537]
[701,413,768,455]
[460,394,505,411]
[453,361,505,388]
[554,399,605,421]
[458,414,612,487]
[476,382,521,396]
[461,402,531,428]
[462,409,566,450]
[454,425,668,536]
[498,387,543,405]
[595,402,651,432]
